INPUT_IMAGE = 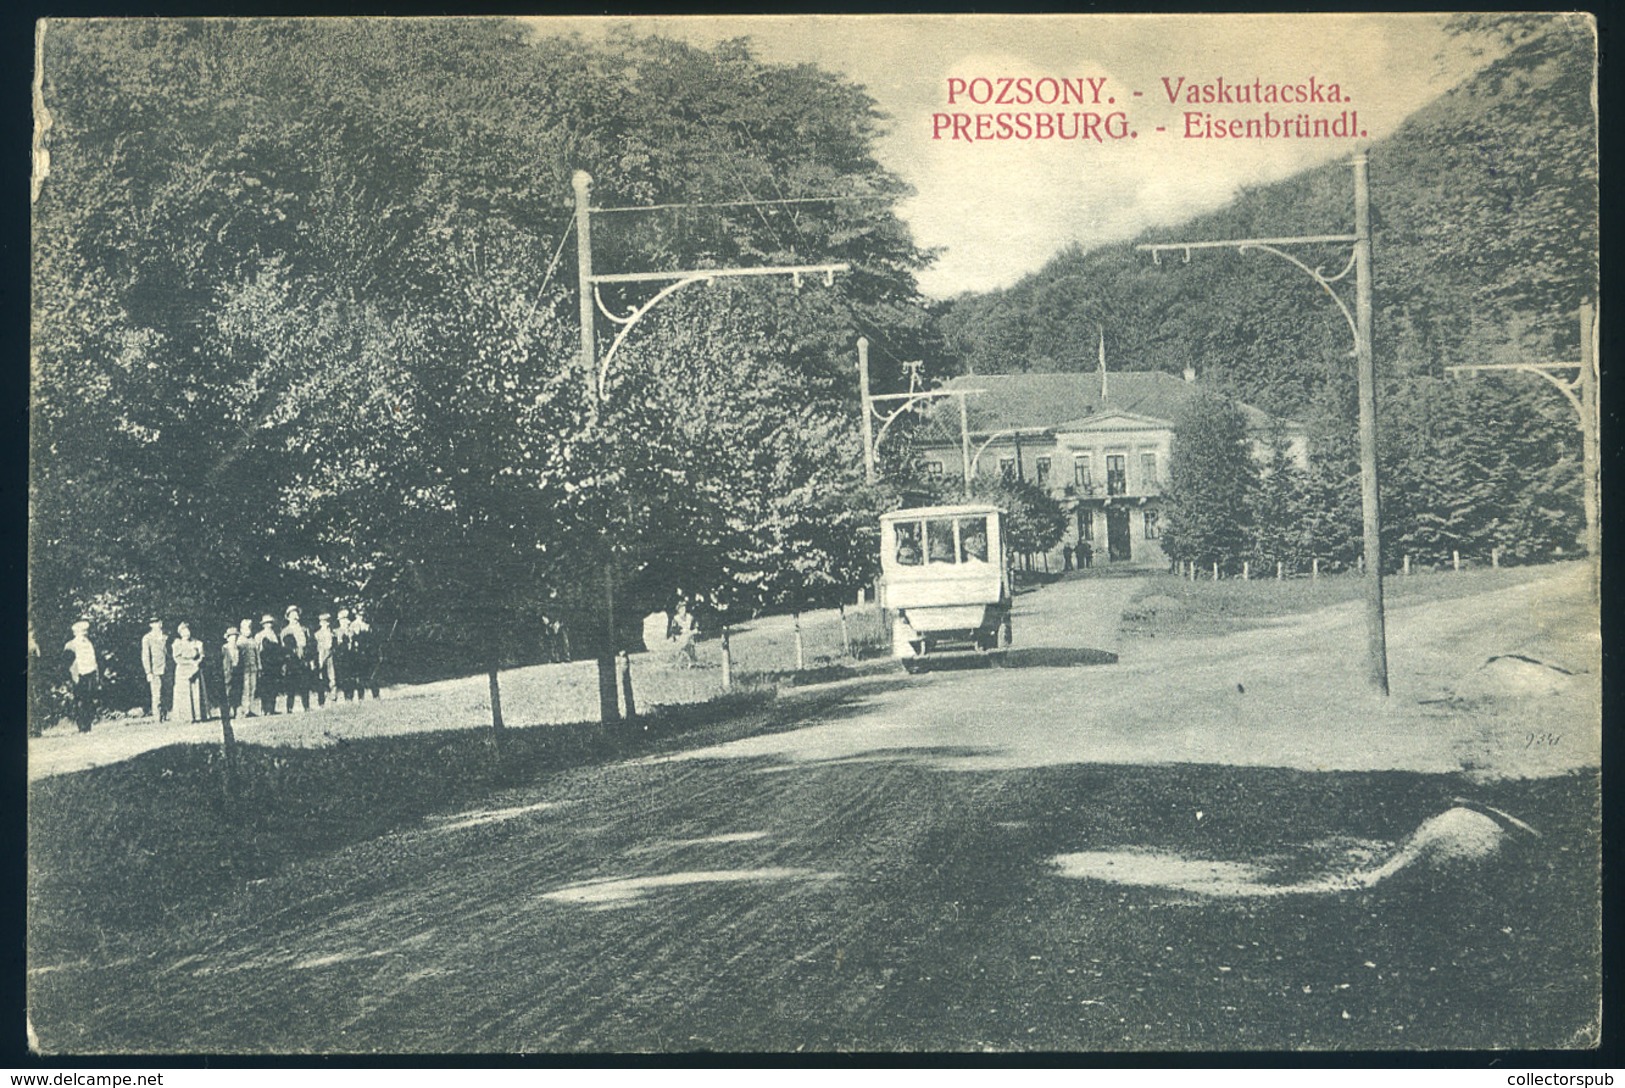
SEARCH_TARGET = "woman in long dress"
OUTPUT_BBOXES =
[170,623,204,723]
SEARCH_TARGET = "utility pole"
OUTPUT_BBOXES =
[572,170,849,724]
[1352,154,1388,696]
[1448,302,1600,601]
[1139,153,1389,694]
[958,394,973,493]
[858,337,877,485]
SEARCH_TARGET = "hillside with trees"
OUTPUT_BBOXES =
[934,13,1595,570]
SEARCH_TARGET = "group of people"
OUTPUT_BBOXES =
[150,605,382,723]
[1061,541,1094,570]
[43,604,383,734]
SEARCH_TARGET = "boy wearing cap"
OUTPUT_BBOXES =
[63,621,100,732]
[140,617,169,722]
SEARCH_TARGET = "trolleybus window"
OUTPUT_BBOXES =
[894,521,923,566]
[958,516,989,563]
[926,519,957,564]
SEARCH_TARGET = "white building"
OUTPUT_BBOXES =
[913,368,1306,569]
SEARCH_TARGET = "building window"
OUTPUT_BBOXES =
[1106,454,1127,496]
[1140,451,1159,489]
[998,457,1016,480]
[1143,510,1160,539]
[1035,456,1051,488]
[1077,509,1093,542]
[1073,455,1093,489]
[923,459,945,476]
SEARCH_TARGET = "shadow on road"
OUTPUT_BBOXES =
[783,744,1003,771]
[1000,646,1119,669]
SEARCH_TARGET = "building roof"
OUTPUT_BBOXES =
[916,370,1286,441]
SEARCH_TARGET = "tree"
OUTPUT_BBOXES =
[1249,421,1312,572]
[1160,390,1258,571]
[964,475,1066,565]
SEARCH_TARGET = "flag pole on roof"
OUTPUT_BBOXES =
[1096,322,1107,401]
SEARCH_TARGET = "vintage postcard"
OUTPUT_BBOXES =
[26,13,1601,1056]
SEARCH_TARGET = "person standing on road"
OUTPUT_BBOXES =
[140,617,169,722]
[62,620,100,733]
[170,622,204,723]
[237,619,260,717]
[255,615,282,715]
[1062,543,1074,571]
[314,612,337,706]
[280,606,313,713]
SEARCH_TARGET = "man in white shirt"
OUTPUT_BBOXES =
[63,620,99,733]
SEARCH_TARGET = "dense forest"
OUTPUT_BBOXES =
[934,13,1596,572]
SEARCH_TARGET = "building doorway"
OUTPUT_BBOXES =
[1106,507,1131,562]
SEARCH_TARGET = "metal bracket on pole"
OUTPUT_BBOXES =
[1139,236,1361,352]
[1447,361,1584,416]
[591,262,849,390]
[1447,302,1600,600]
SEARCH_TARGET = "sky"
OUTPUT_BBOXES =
[525,14,1494,299]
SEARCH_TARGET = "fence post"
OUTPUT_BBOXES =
[1212,561,1219,581]
[1358,553,1365,575]
[1403,554,1411,577]
[1276,561,1284,581]
[619,650,637,723]
[793,611,805,672]
[1312,558,1320,582]
[721,626,732,691]
[1243,561,1250,582]
[1453,550,1461,573]
[1492,546,1500,569]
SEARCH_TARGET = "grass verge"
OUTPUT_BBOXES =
[1121,563,1561,640]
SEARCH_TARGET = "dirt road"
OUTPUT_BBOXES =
[26,568,1600,1053]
